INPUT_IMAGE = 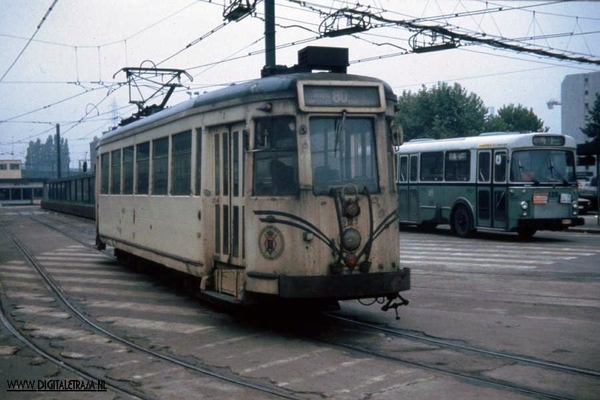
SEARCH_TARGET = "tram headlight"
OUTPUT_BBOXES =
[342,228,361,251]
[520,201,528,210]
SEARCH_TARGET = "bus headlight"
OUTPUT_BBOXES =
[342,228,361,251]
[520,201,528,210]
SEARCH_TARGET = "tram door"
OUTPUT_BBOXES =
[210,123,247,297]
[476,149,507,229]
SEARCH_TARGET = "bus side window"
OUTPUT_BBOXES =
[398,155,408,183]
[445,151,470,181]
[494,152,507,182]
[409,155,418,182]
[478,151,491,182]
[420,152,443,181]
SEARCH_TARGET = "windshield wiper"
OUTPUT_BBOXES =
[548,158,569,185]
[518,160,539,185]
[334,110,346,158]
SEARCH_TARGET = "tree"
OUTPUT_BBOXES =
[25,134,70,176]
[581,92,600,143]
[484,103,546,133]
[394,82,487,141]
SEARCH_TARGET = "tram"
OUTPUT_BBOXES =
[95,47,409,310]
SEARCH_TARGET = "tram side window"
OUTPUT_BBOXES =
[171,130,192,195]
[111,149,121,194]
[420,152,443,181]
[123,146,134,195]
[136,142,150,194]
[152,137,169,195]
[253,117,299,196]
[195,128,202,195]
[100,153,109,194]
[445,151,470,181]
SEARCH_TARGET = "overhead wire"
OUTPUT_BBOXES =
[0,0,60,83]
[3,1,600,161]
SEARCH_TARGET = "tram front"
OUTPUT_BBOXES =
[245,75,410,313]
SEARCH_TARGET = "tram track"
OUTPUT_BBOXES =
[0,291,144,399]
[312,312,599,400]
[327,313,600,378]
[9,210,599,399]
[0,219,304,400]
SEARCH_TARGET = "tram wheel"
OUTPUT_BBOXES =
[451,205,474,238]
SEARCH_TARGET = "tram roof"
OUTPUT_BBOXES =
[99,72,395,145]
[396,132,577,154]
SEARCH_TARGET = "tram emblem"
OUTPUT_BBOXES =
[259,226,284,260]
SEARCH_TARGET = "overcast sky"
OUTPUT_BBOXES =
[1,0,599,169]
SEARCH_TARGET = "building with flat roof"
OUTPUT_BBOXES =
[0,160,45,204]
[0,160,22,179]
[561,71,600,144]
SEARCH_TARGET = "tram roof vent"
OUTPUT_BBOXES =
[296,46,348,73]
[261,46,349,77]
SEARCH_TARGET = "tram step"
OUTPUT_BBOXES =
[196,290,243,306]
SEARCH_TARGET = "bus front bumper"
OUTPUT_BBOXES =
[517,217,584,231]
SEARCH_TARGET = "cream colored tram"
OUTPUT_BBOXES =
[96,54,410,309]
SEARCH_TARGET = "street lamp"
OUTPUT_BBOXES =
[547,99,561,110]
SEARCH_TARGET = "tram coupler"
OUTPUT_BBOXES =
[381,294,409,320]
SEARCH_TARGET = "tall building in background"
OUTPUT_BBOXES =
[561,71,600,144]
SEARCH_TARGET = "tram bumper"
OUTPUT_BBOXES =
[276,268,410,300]
[517,217,584,231]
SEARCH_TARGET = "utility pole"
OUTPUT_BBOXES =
[265,0,275,68]
[56,123,61,179]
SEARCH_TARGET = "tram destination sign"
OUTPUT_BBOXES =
[298,81,386,112]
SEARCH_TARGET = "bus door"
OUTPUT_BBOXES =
[492,150,508,229]
[210,123,247,296]
[397,154,409,220]
[477,149,508,229]
[476,150,492,228]
[408,154,419,221]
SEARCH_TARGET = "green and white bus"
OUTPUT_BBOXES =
[395,132,585,238]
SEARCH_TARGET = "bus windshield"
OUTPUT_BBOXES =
[510,150,576,185]
[310,117,378,194]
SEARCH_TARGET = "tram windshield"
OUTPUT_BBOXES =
[310,117,378,194]
[510,150,576,185]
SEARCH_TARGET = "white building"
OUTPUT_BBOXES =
[561,71,600,144]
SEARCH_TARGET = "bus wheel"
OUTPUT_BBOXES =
[451,205,474,238]
[517,228,537,238]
